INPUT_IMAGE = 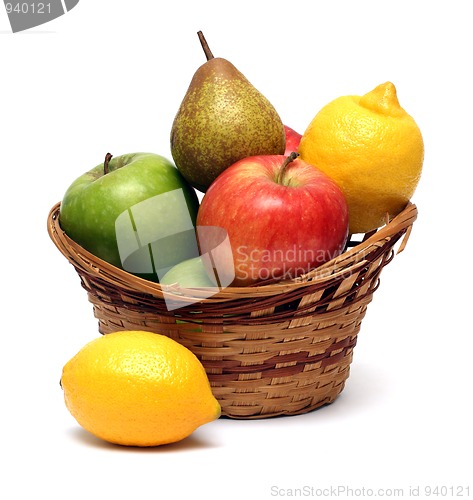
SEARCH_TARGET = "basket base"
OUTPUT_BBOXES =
[211,364,351,419]
[218,392,344,420]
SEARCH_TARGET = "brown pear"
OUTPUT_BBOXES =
[170,31,286,192]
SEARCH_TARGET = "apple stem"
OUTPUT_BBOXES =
[277,152,299,184]
[104,152,113,175]
[198,31,214,61]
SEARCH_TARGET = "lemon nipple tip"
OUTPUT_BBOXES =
[360,81,403,116]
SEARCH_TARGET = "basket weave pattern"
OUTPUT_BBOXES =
[47,202,417,419]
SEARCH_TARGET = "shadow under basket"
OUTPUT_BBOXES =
[47,202,417,419]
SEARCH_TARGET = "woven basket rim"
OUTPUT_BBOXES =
[47,201,417,303]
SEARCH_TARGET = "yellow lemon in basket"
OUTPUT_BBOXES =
[298,82,424,234]
[60,330,220,447]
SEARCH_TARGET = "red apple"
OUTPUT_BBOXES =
[196,153,349,286]
[284,125,302,155]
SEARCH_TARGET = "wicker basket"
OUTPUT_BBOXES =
[47,201,417,419]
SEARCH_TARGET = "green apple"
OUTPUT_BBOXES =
[161,256,218,317]
[59,152,200,282]
[160,256,218,288]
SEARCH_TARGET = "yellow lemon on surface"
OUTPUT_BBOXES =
[60,330,220,447]
[298,82,424,234]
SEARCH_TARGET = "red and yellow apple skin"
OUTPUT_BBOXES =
[284,125,302,156]
[196,154,349,287]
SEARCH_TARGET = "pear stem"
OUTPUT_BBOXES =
[277,152,299,184]
[104,152,113,175]
[197,31,214,61]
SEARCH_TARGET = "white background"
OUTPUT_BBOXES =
[1,1,472,499]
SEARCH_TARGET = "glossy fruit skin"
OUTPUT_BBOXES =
[60,330,221,447]
[298,82,424,234]
[196,155,349,287]
[160,256,217,288]
[284,125,302,155]
[171,57,286,192]
[59,153,200,281]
